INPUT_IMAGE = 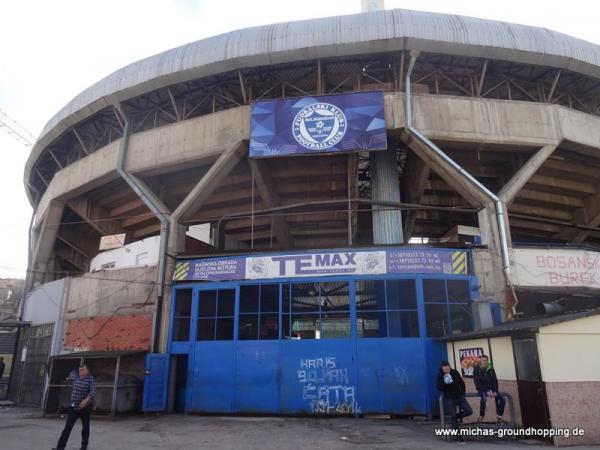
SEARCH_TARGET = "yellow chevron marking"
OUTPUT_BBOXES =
[174,262,190,281]
[452,252,467,274]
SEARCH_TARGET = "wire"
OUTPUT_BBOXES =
[0,265,157,286]
[62,266,156,314]
[79,284,156,341]
[43,211,158,227]
[37,203,476,228]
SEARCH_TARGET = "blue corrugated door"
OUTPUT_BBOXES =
[142,353,170,412]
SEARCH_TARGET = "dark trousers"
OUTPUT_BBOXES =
[445,395,473,429]
[56,405,92,450]
[479,391,506,417]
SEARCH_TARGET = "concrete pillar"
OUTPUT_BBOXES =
[370,149,403,244]
[31,201,65,286]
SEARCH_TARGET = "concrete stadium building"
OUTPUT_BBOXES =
[14,7,600,435]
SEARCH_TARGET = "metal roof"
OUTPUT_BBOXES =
[25,8,600,185]
[49,350,147,359]
[439,307,600,341]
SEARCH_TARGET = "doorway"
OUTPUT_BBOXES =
[512,337,551,429]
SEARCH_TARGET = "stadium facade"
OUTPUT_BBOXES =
[13,7,600,439]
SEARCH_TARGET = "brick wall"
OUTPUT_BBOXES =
[462,378,522,427]
[545,381,600,446]
[64,314,152,351]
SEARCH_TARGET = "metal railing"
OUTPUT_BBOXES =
[439,392,516,428]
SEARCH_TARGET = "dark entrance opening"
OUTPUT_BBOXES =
[174,355,188,413]
[512,337,551,430]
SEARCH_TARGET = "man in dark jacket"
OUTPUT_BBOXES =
[473,355,505,422]
[52,364,96,450]
[437,361,472,442]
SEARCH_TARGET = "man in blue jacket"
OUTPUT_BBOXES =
[437,361,472,443]
[473,355,505,422]
[52,364,96,450]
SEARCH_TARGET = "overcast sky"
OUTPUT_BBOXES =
[1,0,599,279]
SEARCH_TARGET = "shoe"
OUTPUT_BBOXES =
[497,416,504,423]
[477,415,484,422]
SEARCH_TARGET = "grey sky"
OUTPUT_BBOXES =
[1,0,599,278]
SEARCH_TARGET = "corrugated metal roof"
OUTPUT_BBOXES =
[25,8,600,186]
[439,307,600,341]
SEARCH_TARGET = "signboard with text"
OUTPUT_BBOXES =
[249,91,387,158]
[99,233,126,251]
[174,248,469,282]
[459,347,484,378]
[511,248,600,289]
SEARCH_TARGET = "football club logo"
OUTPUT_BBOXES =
[292,102,347,150]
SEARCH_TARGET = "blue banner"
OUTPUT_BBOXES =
[174,248,469,282]
[249,91,387,158]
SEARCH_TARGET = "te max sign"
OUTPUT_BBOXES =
[247,251,386,279]
[174,248,469,282]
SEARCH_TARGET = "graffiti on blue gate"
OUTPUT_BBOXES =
[297,357,360,414]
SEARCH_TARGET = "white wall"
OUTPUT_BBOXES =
[23,278,64,325]
[90,236,160,271]
[23,278,66,356]
[447,336,517,381]
[537,315,600,382]
[90,224,212,272]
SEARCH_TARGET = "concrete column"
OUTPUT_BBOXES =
[498,144,558,205]
[370,149,403,244]
[31,201,65,286]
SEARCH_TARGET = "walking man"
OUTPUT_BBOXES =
[437,361,472,443]
[474,355,506,422]
[52,363,96,450]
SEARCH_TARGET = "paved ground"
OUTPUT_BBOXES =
[0,407,596,450]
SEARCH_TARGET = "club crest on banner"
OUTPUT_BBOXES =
[292,102,347,150]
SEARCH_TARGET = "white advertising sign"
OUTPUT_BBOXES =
[511,248,600,288]
[245,251,387,279]
[99,233,126,251]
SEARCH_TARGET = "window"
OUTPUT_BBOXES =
[173,289,192,341]
[101,261,116,270]
[135,252,149,265]
[283,282,350,339]
[355,280,419,338]
[424,279,473,337]
[197,289,235,341]
[238,284,280,340]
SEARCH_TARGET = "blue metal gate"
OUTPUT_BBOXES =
[142,353,170,412]
[168,275,472,415]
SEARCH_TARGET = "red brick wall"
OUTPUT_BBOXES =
[545,381,600,446]
[64,314,152,351]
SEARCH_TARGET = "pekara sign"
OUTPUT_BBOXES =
[511,248,600,289]
[459,347,484,378]
[249,91,387,158]
[174,248,469,282]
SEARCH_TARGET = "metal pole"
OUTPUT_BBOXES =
[111,355,121,417]
[404,52,512,282]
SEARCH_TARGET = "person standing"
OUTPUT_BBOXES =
[52,364,96,450]
[0,357,5,378]
[437,361,472,444]
[473,355,506,423]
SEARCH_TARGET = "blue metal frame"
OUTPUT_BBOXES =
[168,272,477,415]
